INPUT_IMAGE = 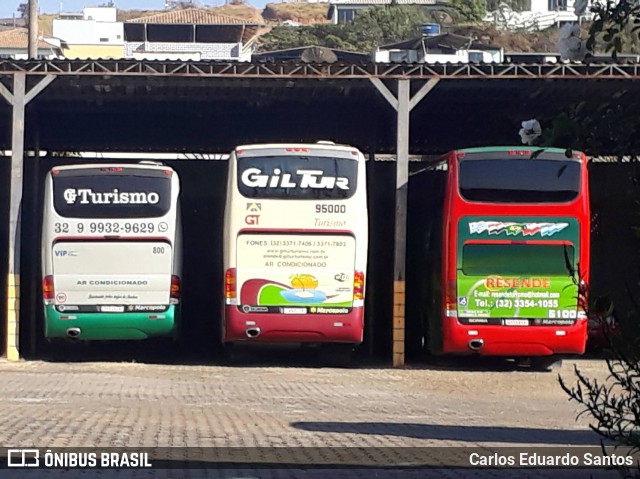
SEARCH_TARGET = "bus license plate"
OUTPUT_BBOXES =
[101,306,125,313]
[282,308,306,315]
[504,319,529,326]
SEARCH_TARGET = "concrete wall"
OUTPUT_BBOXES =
[53,19,124,46]
[61,44,125,59]
[124,41,247,61]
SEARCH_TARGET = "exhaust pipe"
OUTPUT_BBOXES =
[468,339,484,351]
[245,327,261,338]
[66,327,81,339]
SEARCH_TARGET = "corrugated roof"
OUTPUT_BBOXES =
[254,45,370,63]
[381,33,500,52]
[128,8,258,25]
[0,28,58,49]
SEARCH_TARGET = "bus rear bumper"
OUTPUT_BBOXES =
[442,320,587,356]
[43,305,177,340]
[224,306,364,344]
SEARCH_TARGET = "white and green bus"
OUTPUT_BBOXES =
[223,142,368,356]
[41,163,182,340]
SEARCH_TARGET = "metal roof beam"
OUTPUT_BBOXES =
[0,60,639,79]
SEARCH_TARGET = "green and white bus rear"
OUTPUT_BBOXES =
[42,163,182,340]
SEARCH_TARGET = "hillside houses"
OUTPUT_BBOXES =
[51,7,261,61]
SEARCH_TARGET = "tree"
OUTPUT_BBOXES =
[449,0,486,22]
[17,3,28,20]
[540,101,640,157]
[259,5,434,53]
[258,25,338,53]
[559,326,640,475]
[555,2,640,468]
[586,0,640,58]
[344,5,433,50]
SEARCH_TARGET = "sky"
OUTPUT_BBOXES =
[0,0,270,20]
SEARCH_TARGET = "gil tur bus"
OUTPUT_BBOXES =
[222,142,368,357]
[407,147,590,367]
[42,163,182,340]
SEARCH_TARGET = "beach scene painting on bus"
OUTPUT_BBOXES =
[236,233,356,310]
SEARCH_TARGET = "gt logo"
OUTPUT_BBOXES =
[245,215,260,225]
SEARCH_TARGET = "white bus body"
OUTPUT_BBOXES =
[223,143,368,346]
[42,163,182,340]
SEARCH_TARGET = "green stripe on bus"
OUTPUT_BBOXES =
[44,305,177,340]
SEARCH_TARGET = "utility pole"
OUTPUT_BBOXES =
[28,0,38,59]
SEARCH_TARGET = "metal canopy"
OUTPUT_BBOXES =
[1,58,639,364]
[0,60,637,154]
[0,58,639,78]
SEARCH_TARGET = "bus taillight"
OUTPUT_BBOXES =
[353,271,364,301]
[170,275,181,302]
[43,275,54,301]
[445,280,457,318]
[225,268,236,300]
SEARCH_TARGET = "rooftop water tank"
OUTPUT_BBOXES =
[420,23,441,36]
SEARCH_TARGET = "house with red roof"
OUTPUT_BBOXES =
[0,28,62,59]
[125,8,261,61]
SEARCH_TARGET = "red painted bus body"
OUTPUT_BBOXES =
[408,147,590,360]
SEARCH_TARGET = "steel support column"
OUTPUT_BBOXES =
[0,73,56,360]
[370,78,439,366]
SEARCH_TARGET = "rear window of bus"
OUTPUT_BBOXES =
[461,243,575,276]
[458,159,581,203]
[237,156,358,200]
[52,169,171,219]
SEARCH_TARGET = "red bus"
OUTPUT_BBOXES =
[407,146,590,368]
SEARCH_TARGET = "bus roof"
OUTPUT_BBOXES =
[50,163,174,173]
[456,146,584,156]
[235,142,361,154]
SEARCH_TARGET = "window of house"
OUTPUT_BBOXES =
[147,24,193,43]
[338,8,356,23]
[124,23,145,42]
[468,51,483,62]
[548,0,568,10]
[389,50,409,63]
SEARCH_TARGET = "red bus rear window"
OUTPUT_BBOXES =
[462,243,575,276]
[458,159,580,203]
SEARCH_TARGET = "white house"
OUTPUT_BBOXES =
[327,0,443,24]
[52,7,124,59]
[374,32,503,63]
[484,0,593,31]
